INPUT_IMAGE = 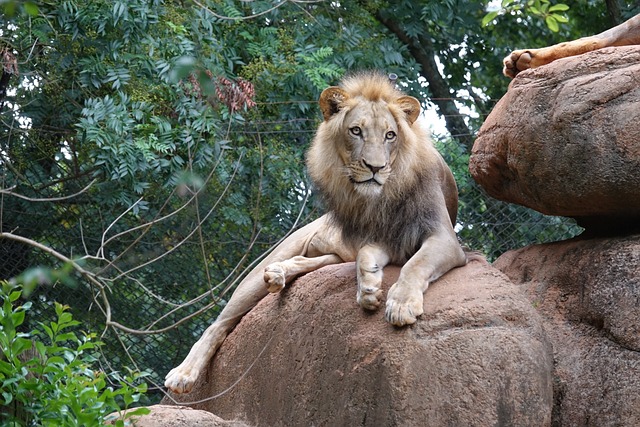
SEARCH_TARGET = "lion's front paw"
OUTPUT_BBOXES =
[165,364,200,394]
[264,264,286,293]
[503,49,534,78]
[384,283,424,326]
[357,286,383,311]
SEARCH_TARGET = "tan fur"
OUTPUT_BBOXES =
[165,72,467,394]
[504,13,640,78]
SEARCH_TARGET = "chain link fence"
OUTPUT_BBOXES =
[1,114,581,403]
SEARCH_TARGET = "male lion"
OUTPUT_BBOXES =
[504,13,640,78]
[165,72,469,394]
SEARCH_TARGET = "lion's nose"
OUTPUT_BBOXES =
[363,160,385,174]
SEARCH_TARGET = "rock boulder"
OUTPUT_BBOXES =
[494,234,640,426]
[469,46,640,231]
[105,404,251,427]
[168,261,553,427]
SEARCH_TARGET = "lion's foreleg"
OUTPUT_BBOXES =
[264,217,354,293]
[356,244,390,310]
[385,231,466,326]
[264,254,343,293]
[165,216,331,394]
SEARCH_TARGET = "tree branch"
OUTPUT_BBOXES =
[0,179,97,202]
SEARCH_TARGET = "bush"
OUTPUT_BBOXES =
[0,282,150,426]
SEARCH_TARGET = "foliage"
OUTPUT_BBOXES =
[0,282,149,426]
[484,0,570,32]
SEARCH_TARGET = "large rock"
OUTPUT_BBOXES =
[469,46,640,230]
[494,234,640,426]
[168,261,553,426]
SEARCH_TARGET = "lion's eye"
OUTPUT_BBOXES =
[385,131,397,140]
[349,126,362,136]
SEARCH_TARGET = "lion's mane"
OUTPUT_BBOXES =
[306,72,458,264]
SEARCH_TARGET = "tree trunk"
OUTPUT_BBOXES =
[605,0,623,26]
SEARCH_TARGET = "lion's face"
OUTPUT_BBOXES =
[340,101,400,197]
[313,81,421,199]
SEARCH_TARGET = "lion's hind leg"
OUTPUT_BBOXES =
[165,216,335,394]
[165,321,231,394]
[503,14,640,78]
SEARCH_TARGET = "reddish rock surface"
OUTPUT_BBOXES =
[494,234,640,426]
[469,46,640,230]
[167,261,553,427]
[105,404,251,426]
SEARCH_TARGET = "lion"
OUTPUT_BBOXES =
[165,72,469,394]
[504,13,640,78]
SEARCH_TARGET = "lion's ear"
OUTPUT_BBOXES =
[319,87,349,121]
[396,96,421,124]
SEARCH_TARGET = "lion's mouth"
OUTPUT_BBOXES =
[350,177,383,186]
[350,176,384,197]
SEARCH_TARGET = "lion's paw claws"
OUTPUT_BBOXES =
[385,284,423,326]
[264,264,286,293]
[357,286,383,311]
[165,366,198,394]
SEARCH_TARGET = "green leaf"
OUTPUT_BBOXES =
[11,337,32,357]
[11,309,25,327]
[44,356,66,367]
[54,302,66,317]
[0,359,14,373]
[58,312,79,328]
[41,323,54,340]
[35,340,47,357]
[24,1,39,16]
[9,290,21,302]
[482,11,499,27]
[56,332,78,343]
[169,56,197,82]
[552,13,569,23]
[2,2,16,16]
[548,3,569,12]
[546,15,559,32]
[125,407,151,418]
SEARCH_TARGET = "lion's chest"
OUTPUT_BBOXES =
[331,196,436,264]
